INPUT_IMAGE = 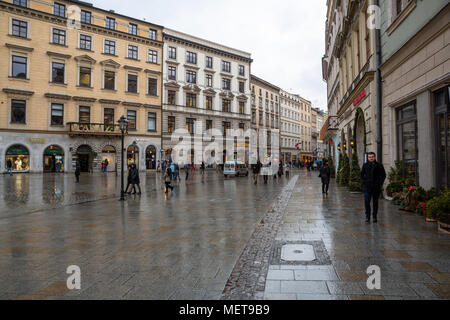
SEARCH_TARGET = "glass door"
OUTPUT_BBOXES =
[435,86,450,190]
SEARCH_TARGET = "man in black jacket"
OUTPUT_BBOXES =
[360,152,386,224]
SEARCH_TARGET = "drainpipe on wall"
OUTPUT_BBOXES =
[375,0,383,161]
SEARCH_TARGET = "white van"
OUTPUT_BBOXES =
[224,161,248,177]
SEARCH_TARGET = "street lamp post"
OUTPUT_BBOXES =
[118,116,128,201]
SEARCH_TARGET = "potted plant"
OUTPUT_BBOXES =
[402,186,426,212]
[341,153,350,187]
[427,189,450,234]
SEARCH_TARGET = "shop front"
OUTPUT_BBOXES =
[146,145,157,170]
[127,145,139,167]
[5,144,30,173]
[43,145,64,173]
[101,146,116,172]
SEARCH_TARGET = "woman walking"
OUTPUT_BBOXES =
[319,160,331,194]
[164,167,174,193]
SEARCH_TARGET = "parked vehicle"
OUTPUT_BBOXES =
[224,161,249,177]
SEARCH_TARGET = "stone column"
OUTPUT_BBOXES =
[417,90,436,190]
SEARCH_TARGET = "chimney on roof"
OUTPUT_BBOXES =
[109,10,115,13]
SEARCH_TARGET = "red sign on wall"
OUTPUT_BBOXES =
[353,90,366,107]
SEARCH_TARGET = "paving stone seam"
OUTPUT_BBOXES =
[221,175,299,300]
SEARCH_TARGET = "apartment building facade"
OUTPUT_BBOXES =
[0,0,163,173]
[162,28,252,166]
[280,90,310,163]
[250,75,280,161]
[322,0,378,170]
[380,0,449,191]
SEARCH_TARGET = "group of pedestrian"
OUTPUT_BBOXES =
[316,152,386,224]
[101,159,109,172]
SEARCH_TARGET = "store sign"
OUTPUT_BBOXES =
[353,90,366,107]
[29,138,46,144]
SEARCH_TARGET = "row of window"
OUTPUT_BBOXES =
[167,66,246,92]
[168,47,246,76]
[282,138,311,151]
[9,99,157,131]
[251,96,280,113]
[13,0,159,40]
[10,18,159,63]
[167,116,246,136]
[166,91,246,114]
[281,122,311,135]
[251,110,280,129]
[251,86,279,102]
[10,53,158,95]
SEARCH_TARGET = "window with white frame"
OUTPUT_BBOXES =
[128,45,138,60]
[148,49,158,64]
[127,73,138,93]
[104,39,116,55]
[79,34,92,50]
[148,112,157,131]
[149,29,157,40]
[11,18,28,38]
[148,78,157,96]
[52,28,66,45]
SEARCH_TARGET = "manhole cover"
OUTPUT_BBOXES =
[281,244,315,262]
[270,240,331,265]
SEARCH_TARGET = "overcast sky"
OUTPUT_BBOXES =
[91,0,327,111]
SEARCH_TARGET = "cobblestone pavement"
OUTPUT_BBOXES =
[259,170,450,300]
[0,170,290,300]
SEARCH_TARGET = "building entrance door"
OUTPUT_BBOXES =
[435,86,450,191]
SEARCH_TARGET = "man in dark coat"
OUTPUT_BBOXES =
[75,160,81,183]
[252,160,262,185]
[319,160,331,194]
[360,152,386,224]
[129,164,141,195]
[6,159,13,176]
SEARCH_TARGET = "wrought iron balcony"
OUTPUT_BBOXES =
[67,122,126,136]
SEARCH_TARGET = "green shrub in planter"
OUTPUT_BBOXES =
[336,153,343,184]
[348,152,362,192]
[426,188,440,201]
[328,155,336,179]
[341,153,350,187]
[427,189,450,224]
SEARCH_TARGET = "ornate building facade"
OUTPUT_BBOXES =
[162,28,252,166]
[0,0,163,173]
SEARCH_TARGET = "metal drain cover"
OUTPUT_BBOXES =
[270,240,331,265]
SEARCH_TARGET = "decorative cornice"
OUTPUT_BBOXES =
[99,99,121,105]
[47,51,71,59]
[203,88,217,96]
[236,94,249,101]
[122,101,142,107]
[72,96,97,102]
[165,60,179,66]
[143,103,162,109]
[144,69,162,75]
[2,88,34,96]
[124,65,143,72]
[219,91,235,99]
[44,92,71,100]
[184,64,200,71]
[100,59,121,68]
[164,81,181,89]
[6,43,34,52]
[74,54,96,64]
[183,84,201,93]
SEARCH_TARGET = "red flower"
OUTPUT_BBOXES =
[408,186,416,191]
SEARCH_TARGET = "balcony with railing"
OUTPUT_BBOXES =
[67,122,126,136]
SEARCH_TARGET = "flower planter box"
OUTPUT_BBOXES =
[426,217,437,223]
[438,220,450,235]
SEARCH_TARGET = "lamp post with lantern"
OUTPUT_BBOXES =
[118,116,128,201]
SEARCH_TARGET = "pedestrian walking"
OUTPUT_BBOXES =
[200,162,205,176]
[319,160,331,194]
[278,161,284,178]
[252,160,262,185]
[174,163,181,182]
[124,164,132,193]
[6,159,13,176]
[360,152,386,224]
[184,163,190,180]
[285,162,290,178]
[75,160,81,183]
[170,162,176,179]
[164,167,174,193]
[129,164,142,195]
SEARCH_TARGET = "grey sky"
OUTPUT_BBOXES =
[91,0,327,111]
